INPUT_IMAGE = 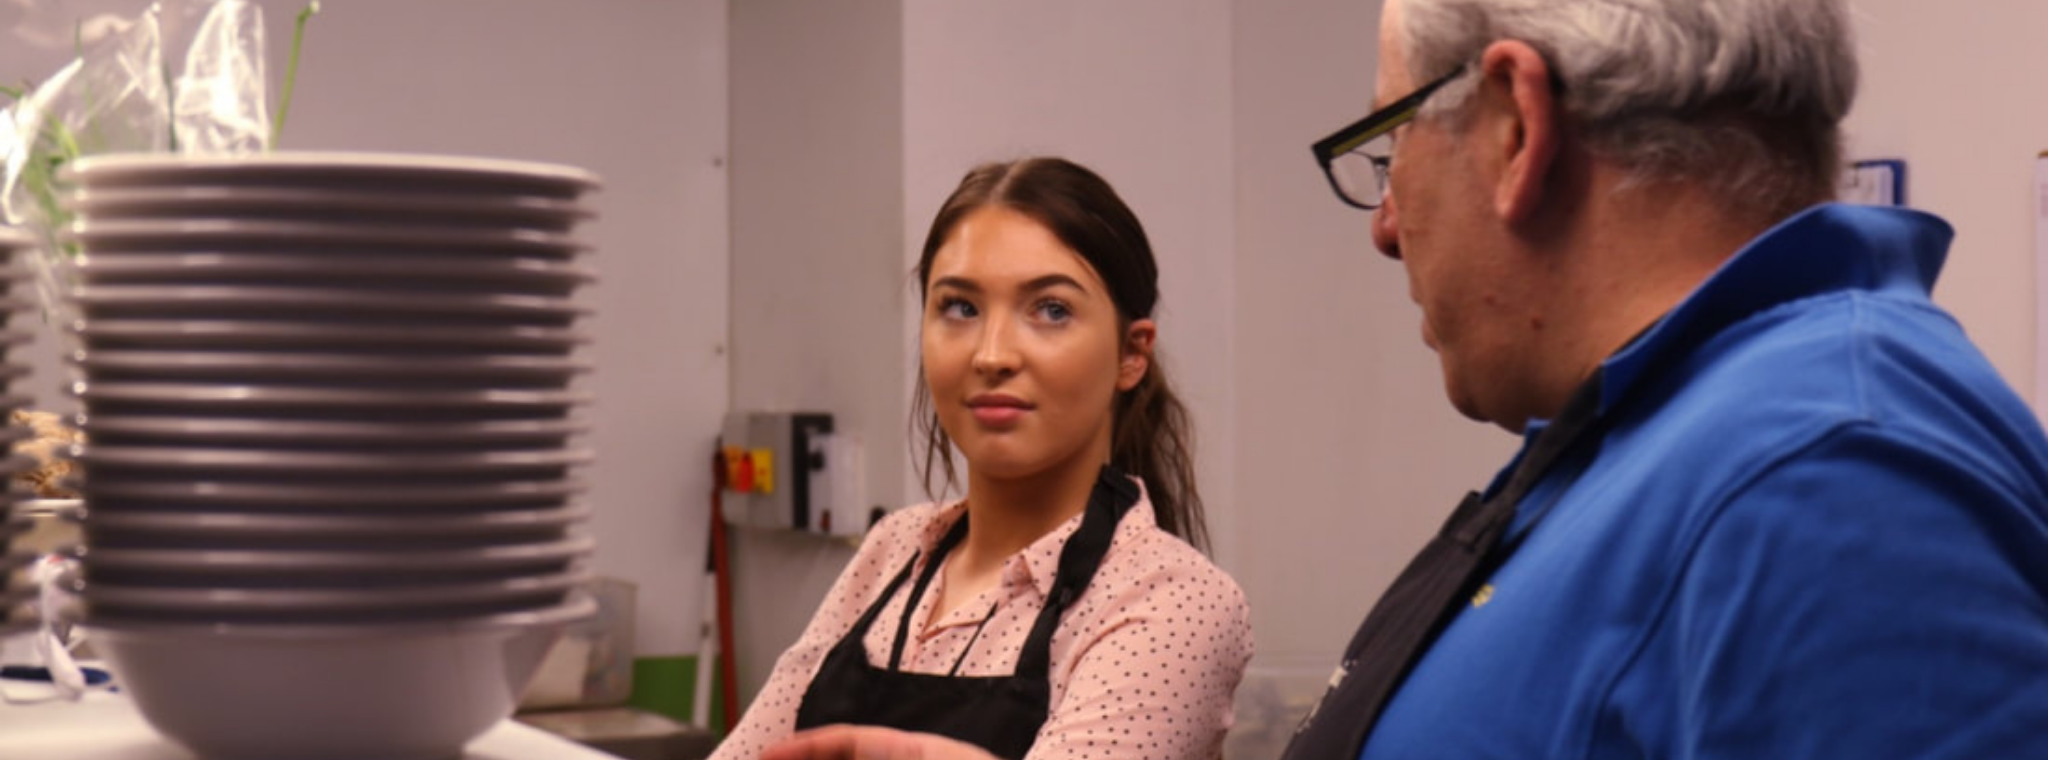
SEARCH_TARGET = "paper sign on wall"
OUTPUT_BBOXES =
[1839,159,1906,207]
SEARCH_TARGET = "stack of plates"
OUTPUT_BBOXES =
[55,153,602,760]
[0,228,41,637]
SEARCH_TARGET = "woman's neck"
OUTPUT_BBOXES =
[955,451,1105,578]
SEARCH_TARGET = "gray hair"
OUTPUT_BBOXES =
[1399,0,1858,219]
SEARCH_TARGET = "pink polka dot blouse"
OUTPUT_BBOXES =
[709,480,1254,760]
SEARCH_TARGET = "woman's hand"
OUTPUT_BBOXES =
[761,726,1003,760]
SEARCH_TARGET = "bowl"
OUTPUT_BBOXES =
[72,382,586,422]
[70,350,588,387]
[66,252,595,295]
[62,219,587,261]
[65,186,593,232]
[62,152,602,198]
[88,593,595,760]
[73,415,587,450]
[79,569,589,617]
[68,284,587,325]
[78,534,593,574]
[79,502,591,540]
[69,319,586,354]
[76,477,585,511]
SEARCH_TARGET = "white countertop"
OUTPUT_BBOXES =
[0,686,625,760]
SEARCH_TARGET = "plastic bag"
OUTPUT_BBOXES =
[0,0,280,323]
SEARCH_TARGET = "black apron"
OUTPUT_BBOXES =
[794,465,1141,760]
[1279,369,1616,760]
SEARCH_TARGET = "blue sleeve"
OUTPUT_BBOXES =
[1668,425,2048,759]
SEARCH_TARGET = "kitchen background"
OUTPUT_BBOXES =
[2,0,2042,726]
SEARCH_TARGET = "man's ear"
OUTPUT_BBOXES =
[1118,319,1156,391]
[1479,40,1563,225]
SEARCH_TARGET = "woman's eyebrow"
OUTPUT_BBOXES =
[930,276,980,293]
[1021,273,1088,295]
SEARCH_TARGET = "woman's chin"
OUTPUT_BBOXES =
[957,445,1046,482]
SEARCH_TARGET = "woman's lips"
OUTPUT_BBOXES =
[968,394,1032,426]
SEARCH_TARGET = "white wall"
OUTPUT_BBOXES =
[727,0,903,704]
[1227,0,1520,663]
[902,0,1241,559]
[2,0,731,658]
[1842,0,2044,400]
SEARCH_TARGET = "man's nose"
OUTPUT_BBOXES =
[1371,194,1402,261]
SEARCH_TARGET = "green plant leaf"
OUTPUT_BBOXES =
[270,1,321,149]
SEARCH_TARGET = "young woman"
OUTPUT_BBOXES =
[711,157,1252,760]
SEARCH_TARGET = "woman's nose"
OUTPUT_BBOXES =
[971,319,1021,377]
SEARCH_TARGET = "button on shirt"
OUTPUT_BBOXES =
[713,482,1254,760]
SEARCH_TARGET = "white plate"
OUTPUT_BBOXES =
[70,285,587,322]
[79,502,590,538]
[73,351,588,384]
[66,186,593,231]
[65,151,601,195]
[79,477,585,510]
[62,219,588,258]
[67,252,595,290]
[70,319,584,352]
[77,416,587,447]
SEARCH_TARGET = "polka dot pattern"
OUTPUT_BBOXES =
[710,479,1254,760]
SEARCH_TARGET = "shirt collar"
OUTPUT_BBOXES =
[1489,203,1953,494]
[1597,202,1953,412]
[917,474,1158,600]
[1015,475,1156,599]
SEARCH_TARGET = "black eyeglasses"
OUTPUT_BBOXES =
[1311,65,1469,210]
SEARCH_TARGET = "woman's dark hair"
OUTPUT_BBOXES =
[910,156,1208,553]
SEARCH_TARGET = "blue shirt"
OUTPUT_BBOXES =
[1360,204,2048,760]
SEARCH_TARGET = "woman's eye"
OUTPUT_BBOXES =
[938,297,978,319]
[1035,299,1073,323]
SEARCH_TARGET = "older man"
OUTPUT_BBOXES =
[1286,0,2048,758]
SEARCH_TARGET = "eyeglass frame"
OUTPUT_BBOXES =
[1311,63,1470,211]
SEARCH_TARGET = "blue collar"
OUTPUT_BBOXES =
[1490,202,1955,491]
[1597,202,1954,413]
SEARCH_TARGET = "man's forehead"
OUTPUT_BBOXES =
[1373,0,1409,108]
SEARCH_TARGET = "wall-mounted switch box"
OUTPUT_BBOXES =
[720,411,833,530]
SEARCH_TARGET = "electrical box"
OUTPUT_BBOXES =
[719,411,834,531]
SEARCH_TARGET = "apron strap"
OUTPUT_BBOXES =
[1279,369,1614,760]
[1013,466,1141,681]
[864,465,1139,677]
[888,515,971,671]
